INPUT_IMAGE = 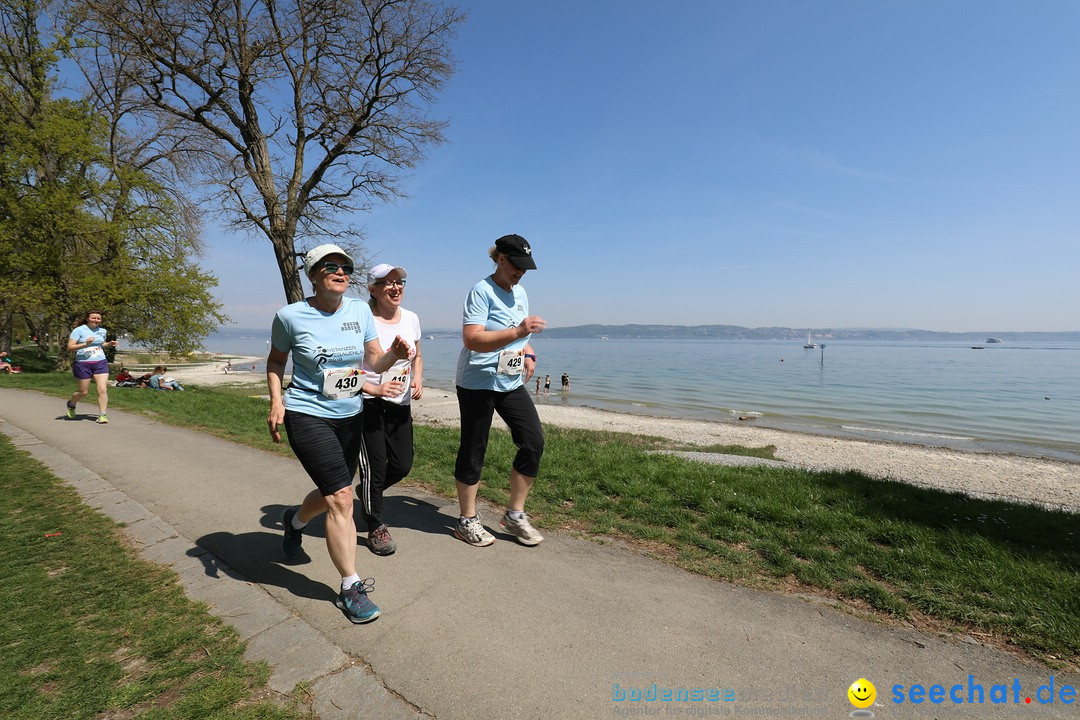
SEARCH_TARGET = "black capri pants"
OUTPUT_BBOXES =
[359,398,414,526]
[455,385,544,486]
[284,410,368,496]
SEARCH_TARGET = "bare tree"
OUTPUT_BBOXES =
[68,28,209,259]
[71,0,462,303]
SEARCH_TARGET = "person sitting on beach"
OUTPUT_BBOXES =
[114,367,139,387]
[149,365,185,391]
[0,351,18,373]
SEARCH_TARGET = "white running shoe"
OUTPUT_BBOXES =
[499,511,544,546]
[454,514,495,547]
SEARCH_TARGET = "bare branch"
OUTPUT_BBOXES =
[69,0,462,303]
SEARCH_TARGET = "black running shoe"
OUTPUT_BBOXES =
[281,507,304,560]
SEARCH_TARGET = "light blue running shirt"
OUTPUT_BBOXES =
[271,297,379,418]
[69,324,108,363]
[455,276,531,392]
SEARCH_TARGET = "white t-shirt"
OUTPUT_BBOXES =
[362,308,421,406]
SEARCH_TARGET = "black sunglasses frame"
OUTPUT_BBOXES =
[316,261,355,275]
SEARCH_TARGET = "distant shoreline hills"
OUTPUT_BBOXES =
[419,325,1080,342]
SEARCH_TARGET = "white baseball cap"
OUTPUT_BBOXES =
[367,263,408,284]
[304,244,354,276]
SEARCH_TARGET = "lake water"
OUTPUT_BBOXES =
[203,330,1080,463]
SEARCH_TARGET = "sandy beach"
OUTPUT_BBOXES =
[166,361,1080,513]
[155,355,265,384]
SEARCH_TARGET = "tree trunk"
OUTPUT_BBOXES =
[53,320,71,370]
[0,311,11,354]
[22,314,48,359]
[270,231,305,305]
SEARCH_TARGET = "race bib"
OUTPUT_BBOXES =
[497,349,524,376]
[83,346,106,362]
[386,364,411,385]
[321,366,365,399]
[380,364,411,399]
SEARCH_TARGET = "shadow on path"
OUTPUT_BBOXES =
[256,494,458,544]
[381,494,456,538]
[189,528,336,604]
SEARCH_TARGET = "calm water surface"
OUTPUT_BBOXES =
[205,331,1080,463]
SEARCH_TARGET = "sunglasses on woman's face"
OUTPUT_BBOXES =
[318,261,354,275]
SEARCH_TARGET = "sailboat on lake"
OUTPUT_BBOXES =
[803,331,817,349]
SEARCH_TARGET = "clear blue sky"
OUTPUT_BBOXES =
[205,0,1080,332]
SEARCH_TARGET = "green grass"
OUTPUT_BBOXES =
[4,370,1079,668]
[0,347,60,373]
[0,434,313,720]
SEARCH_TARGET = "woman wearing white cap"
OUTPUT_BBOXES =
[453,234,546,547]
[266,244,410,624]
[357,262,423,555]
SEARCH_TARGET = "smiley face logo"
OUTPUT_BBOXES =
[847,678,876,709]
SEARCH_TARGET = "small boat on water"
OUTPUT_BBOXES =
[803,331,817,349]
[971,346,984,350]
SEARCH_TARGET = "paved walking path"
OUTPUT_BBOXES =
[1,387,1075,719]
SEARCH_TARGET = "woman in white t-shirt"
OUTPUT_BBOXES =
[359,263,423,556]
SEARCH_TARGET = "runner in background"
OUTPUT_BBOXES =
[66,310,118,424]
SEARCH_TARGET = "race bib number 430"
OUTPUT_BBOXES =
[322,367,365,399]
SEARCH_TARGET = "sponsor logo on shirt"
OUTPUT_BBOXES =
[314,345,360,367]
